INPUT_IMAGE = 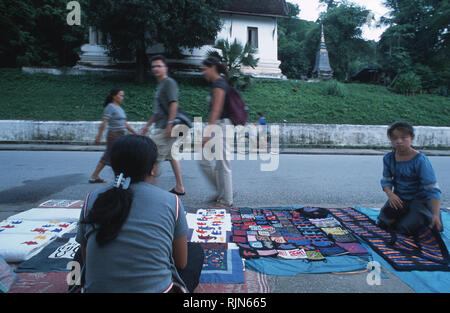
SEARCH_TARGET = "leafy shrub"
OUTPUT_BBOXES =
[431,86,449,97]
[323,80,345,97]
[393,73,422,96]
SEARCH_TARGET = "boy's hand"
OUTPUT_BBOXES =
[430,213,443,232]
[388,192,403,210]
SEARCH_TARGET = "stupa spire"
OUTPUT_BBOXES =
[313,24,333,80]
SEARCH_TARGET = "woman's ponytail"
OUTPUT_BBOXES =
[82,135,158,247]
[103,88,122,108]
[83,186,132,246]
[217,62,229,80]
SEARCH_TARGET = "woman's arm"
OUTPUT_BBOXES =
[96,118,108,144]
[125,122,138,135]
[208,88,225,125]
[203,87,225,146]
[172,235,187,271]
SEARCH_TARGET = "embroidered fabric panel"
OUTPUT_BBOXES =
[191,209,229,243]
[230,208,351,262]
[328,207,450,271]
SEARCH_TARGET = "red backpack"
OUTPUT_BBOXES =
[227,84,248,126]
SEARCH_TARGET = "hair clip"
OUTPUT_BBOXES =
[115,173,131,190]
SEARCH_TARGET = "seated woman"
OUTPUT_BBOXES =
[377,121,443,235]
[76,135,203,293]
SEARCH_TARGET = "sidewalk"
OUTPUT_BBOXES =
[1,143,450,156]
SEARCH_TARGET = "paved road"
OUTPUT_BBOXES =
[1,151,448,220]
[1,150,448,293]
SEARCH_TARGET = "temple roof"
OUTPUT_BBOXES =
[220,0,289,18]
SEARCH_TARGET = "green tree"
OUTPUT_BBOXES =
[278,1,378,81]
[277,2,317,79]
[0,0,88,67]
[86,0,225,83]
[379,0,450,91]
[318,1,374,81]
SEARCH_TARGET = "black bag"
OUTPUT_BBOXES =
[297,207,329,219]
[160,102,193,128]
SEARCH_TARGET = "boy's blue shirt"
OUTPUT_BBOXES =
[381,151,441,200]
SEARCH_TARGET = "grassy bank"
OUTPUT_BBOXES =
[1,68,449,126]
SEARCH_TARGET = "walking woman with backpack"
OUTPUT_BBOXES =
[199,57,236,207]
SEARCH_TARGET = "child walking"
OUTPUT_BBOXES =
[378,121,443,235]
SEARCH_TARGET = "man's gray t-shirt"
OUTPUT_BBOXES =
[75,182,188,293]
[153,77,179,129]
[103,103,127,131]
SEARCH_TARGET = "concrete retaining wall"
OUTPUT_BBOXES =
[276,123,450,148]
[1,120,449,148]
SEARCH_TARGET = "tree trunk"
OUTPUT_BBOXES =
[135,41,148,84]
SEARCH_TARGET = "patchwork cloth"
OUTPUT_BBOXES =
[321,227,349,236]
[298,207,329,219]
[230,208,337,262]
[329,207,450,271]
[309,217,341,228]
[199,249,244,284]
[277,249,307,260]
[195,269,271,293]
[317,245,349,257]
[336,242,369,256]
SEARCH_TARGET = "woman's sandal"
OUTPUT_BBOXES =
[169,188,185,196]
[89,178,105,184]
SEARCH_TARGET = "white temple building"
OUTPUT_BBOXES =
[75,0,289,79]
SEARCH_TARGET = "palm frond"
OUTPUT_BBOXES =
[206,49,223,61]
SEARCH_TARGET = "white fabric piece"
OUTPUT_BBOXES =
[190,209,230,243]
[7,208,81,223]
[186,212,231,231]
[186,213,197,229]
[48,237,80,259]
[38,200,84,209]
[0,233,56,262]
[277,249,307,260]
[0,220,76,237]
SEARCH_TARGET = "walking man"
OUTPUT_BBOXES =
[141,55,185,196]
